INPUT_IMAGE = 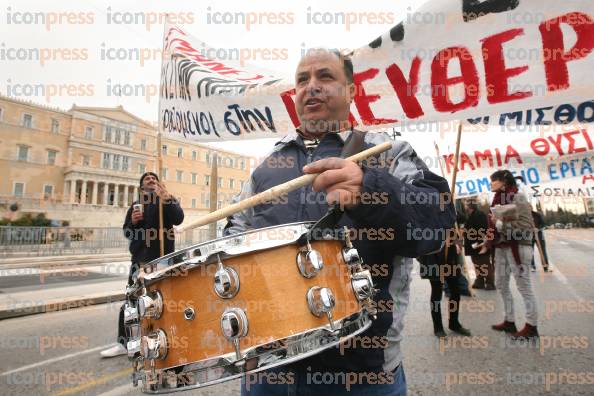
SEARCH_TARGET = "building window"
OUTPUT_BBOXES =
[43,184,53,198]
[191,199,196,209]
[114,129,122,145]
[205,198,210,208]
[0,107,3,121]
[47,149,57,165]
[162,168,168,180]
[176,170,183,182]
[85,126,93,139]
[112,154,121,170]
[191,173,197,184]
[229,179,235,189]
[17,145,29,161]
[122,156,129,172]
[140,138,147,151]
[205,152,210,164]
[81,155,90,166]
[217,201,222,209]
[240,159,246,170]
[104,126,112,143]
[102,153,110,169]
[51,119,60,133]
[124,130,130,145]
[240,180,246,190]
[204,175,210,186]
[192,150,197,160]
[138,163,146,174]
[217,177,222,188]
[13,182,25,197]
[177,147,183,158]
[22,114,33,129]
[162,145,168,156]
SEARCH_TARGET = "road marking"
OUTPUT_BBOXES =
[0,344,111,376]
[549,261,584,302]
[559,241,569,245]
[51,367,133,396]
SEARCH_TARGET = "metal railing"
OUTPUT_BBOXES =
[0,226,219,257]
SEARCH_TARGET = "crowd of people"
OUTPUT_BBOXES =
[420,170,551,341]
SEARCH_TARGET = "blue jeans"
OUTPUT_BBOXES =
[241,364,406,396]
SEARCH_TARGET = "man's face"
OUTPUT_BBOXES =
[142,174,158,192]
[295,51,354,135]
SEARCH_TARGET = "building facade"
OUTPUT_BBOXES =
[0,95,251,227]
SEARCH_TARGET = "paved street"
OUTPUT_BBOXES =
[0,229,593,395]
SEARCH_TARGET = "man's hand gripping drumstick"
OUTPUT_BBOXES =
[176,141,393,233]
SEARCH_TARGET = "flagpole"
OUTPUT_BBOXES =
[437,123,473,295]
[157,131,165,257]
[209,152,219,239]
[156,18,169,258]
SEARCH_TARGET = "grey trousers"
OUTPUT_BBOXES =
[494,245,538,326]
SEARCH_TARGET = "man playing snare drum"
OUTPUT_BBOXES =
[225,49,456,395]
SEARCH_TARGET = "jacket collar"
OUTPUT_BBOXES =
[273,129,354,152]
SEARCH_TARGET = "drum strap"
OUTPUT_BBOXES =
[340,129,367,158]
[298,204,344,245]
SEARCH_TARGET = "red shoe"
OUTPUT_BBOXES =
[491,321,517,333]
[510,324,539,340]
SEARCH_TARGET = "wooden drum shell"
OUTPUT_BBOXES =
[142,239,359,370]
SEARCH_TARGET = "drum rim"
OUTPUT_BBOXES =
[152,221,317,264]
[136,310,373,393]
[139,221,329,285]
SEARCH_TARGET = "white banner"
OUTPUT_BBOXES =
[436,126,594,198]
[159,0,594,142]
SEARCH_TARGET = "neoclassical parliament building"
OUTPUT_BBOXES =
[0,95,252,227]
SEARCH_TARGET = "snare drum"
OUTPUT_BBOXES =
[124,222,375,393]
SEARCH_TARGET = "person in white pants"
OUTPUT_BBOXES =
[484,170,539,340]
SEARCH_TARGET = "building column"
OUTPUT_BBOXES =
[103,182,110,205]
[80,180,88,204]
[69,180,76,203]
[123,185,129,207]
[91,181,98,205]
[62,180,69,203]
[113,184,119,207]
[133,186,139,203]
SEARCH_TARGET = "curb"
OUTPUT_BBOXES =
[0,292,126,320]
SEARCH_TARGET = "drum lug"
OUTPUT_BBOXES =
[297,240,324,278]
[214,255,240,299]
[220,307,249,363]
[123,302,139,324]
[342,227,363,271]
[351,270,374,301]
[141,329,168,360]
[127,337,142,360]
[307,286,338,331]
[138,291,163,320]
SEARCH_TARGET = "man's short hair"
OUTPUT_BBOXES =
[301,48,353,84]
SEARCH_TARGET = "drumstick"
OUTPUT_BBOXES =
[177,141,393,232]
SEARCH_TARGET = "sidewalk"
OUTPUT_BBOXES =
[0,261,130,320]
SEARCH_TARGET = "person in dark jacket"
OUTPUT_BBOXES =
[100,171,184,358]
[226,48,456,396]
[463,201,495,290]
[419,233,472,338]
